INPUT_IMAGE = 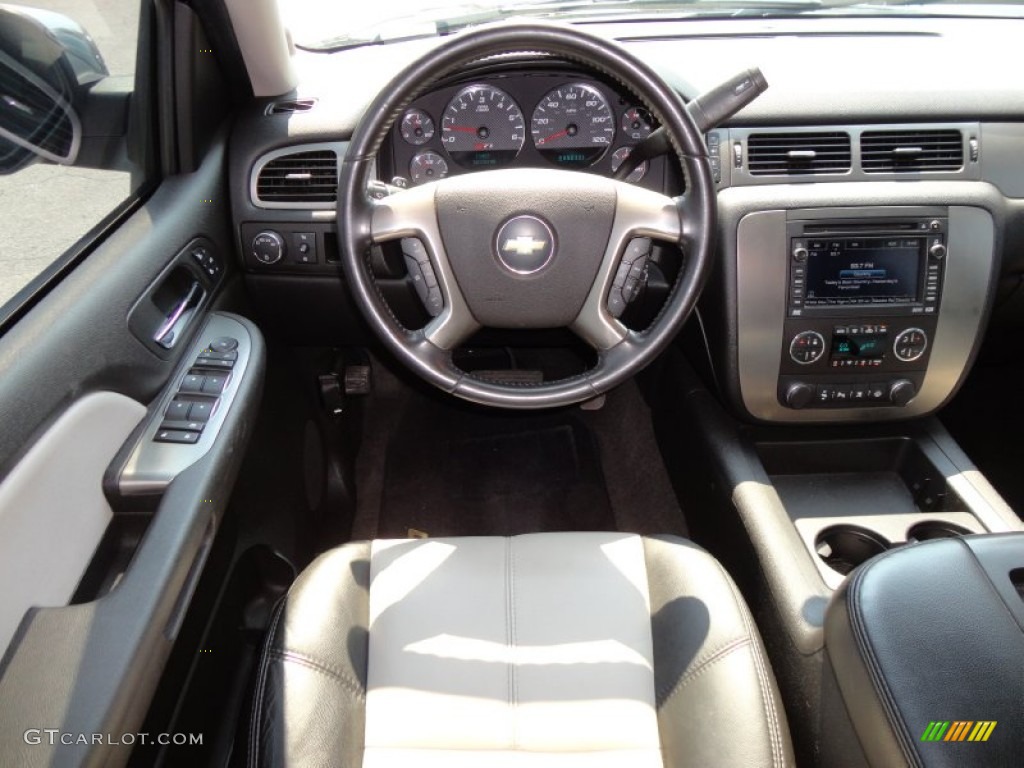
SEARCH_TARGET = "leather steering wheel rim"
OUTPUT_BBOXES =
[338,20,716,409]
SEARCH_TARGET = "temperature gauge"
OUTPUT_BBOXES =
[400,109,435,146]
[611,147,648,183]
[409,151,449,185]
[620,107,653,141]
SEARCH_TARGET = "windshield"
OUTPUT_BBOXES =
[279,0,1024,50]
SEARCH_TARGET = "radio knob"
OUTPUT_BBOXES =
[929,242,947,260]
[252,231,285,265]
[889,379,917,407]
[792,246,809,262]
[785,382,815,409]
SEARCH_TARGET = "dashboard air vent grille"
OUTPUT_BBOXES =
[256,149,337,203]
[861,129,963,172]
[747,132,851,175]
[266,98,318,115]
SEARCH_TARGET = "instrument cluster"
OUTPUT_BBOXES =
[386,73,663,190]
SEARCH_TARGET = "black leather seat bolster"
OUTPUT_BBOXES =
[250,542,371,768]
[645,536,794,768]
[825,534,1024,768]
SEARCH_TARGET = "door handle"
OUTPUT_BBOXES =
[153,280,204,349]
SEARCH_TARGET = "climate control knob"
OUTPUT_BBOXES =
[252,231,285,265]
[893,328,928,362]
[789,330,825,365]
[785,382,815,409]
[889,379,917,407]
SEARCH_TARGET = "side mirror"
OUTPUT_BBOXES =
[0,4,109,174]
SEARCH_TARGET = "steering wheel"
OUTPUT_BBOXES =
[338,20,715,409]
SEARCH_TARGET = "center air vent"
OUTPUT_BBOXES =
[747,132,851,176]
[861,129,963,172]
[254,147,338,207]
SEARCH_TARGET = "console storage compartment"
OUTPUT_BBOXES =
[755,437,982,586]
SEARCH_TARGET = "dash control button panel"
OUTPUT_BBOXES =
[894,328,928,362]
[789,330,825,364]
[608,238,652,318]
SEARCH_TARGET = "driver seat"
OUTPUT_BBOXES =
[249,532,794,767]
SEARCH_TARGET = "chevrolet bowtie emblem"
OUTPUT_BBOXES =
[502,236,548,256]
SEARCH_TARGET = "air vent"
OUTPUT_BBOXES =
[861,129,963,172]
[747,132,851,175]
[255,149,337,204]
[266,98,318,115]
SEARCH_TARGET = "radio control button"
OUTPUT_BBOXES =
[793,246,809,263]
[889,379,917,406]
[929,242,947,260]
[785,382,815,409]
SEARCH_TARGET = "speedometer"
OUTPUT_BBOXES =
[441,84,525,168]
[530,83,615,167]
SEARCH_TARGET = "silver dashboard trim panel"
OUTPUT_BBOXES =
[736,204,996,422]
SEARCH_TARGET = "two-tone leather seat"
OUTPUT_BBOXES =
[250,532,794,767]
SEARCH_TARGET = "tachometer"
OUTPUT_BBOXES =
[441,84,525,168]
[530,83,614,167]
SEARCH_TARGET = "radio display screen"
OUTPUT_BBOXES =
[804,238,922,306]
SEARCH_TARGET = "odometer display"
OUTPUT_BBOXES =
[441,84,525,168]
[531,83,615,167]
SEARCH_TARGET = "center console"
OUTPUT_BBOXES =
[779,214,946,411]
[726,202,997,423]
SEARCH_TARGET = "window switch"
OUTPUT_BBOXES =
[180,374,205,393]
[201,375,228,394]
[165,399,191,420]
[154,429,201,444]
[189,400,215,422]
[160,419,205,432]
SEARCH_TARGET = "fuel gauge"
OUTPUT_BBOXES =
[409,150,449,185]
[401,108,435,146]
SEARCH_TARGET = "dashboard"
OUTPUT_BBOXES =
[228,15,1024,425]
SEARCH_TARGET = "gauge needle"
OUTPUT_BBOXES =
[537,128,570,146]
[446,125,479,134]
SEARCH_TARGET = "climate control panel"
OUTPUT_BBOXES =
[779,317,935,409]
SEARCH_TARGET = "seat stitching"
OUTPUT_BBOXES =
[268,649,367,701]
[718,560,785,768]
[248,596,286,768]
[660,636,752,705]
[655,635,747,704]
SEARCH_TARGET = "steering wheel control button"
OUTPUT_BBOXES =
[291,232,318,264]
[893,328,928,362]
[180,374,206,393]
[252,231,285,265]
[607,237,652,317]
[494,215,556,275]
[789,330,825,364]
[154,429,201,445]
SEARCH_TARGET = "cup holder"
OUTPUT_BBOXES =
[815,525,890,575]
[907,521,971,542]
